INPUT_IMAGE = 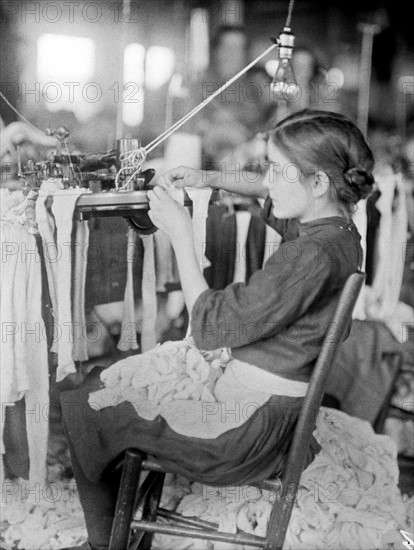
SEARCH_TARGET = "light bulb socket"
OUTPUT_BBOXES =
[278,27,295,59]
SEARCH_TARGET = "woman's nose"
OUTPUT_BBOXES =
[262,169,271,190]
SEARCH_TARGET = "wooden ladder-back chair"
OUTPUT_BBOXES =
[108,271,366,550]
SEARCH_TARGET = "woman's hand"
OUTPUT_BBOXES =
[148,187,209,314]
[1,122,56,161]
[155,165,215,190]
[1,122,58,190]
[147,186,193,243]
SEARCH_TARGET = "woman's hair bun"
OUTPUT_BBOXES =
[343,166,375,201]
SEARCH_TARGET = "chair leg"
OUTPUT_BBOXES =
[109,450,145,550]
[137,473,166,550]
[264,482,299,550]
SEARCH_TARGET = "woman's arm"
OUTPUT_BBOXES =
[210,170,268,198]
[156,165,268,198]
[147,186,208,313]
[170,234,209,314]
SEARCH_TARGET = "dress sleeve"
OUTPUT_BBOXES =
[260,196,299,241]
[191,238,335,350]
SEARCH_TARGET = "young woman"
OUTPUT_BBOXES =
[61,109,374,550]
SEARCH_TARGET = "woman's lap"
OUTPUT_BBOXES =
[60,366,320,486]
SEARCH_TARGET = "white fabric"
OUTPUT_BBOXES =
[166,290,186,320]
[185,187,213,271]
[228,359,309,397]
[51,187,91,381]
[153,230,175,292]
[88,341,226,434]
[372,170,407,314]
[35,179,63,353]
[1,190,49,482]
[24,189,39,235]
[71,220,90,362]
[352,199,367,320]
[167,187,213,271]
[88,340,308,439]
[365,287,414,343]
[0,189,27,224]
[139,234,157,352]
[117,228,139,352]
[365,169,412,341]
[232,210,251,284]
[160,362,270,439]
[1,478,87,549]
[368,170,408,308]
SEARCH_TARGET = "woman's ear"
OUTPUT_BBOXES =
[311,170,330,198]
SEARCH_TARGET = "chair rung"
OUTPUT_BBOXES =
[131,520,266,547]
[157,508,219,530]
[142,459,167,473]
[134,471,161,511]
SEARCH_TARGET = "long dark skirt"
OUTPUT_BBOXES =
[61,367,320,487]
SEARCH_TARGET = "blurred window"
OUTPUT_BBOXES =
[37,34,96,120]
[145,46,175,92]
[123,43,145,127]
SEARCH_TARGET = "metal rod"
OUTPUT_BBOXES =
[134,472,161,513]
[144,43,278,155]
[130,520,266,547]
[157,508,219,530]
[139,473,166,548]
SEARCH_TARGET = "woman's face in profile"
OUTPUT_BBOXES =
[263,140,312,221]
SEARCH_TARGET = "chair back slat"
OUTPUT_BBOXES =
[265,271,365,550]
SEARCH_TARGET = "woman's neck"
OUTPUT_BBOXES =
[299,204,344,223]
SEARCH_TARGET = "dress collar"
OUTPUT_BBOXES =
[297,216,355,236]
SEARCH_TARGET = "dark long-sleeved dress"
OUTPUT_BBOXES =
[60,204,362,546]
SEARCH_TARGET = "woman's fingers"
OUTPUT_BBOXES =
[147,190,191,239]
[147,186,173,208]
[156,166,186,188]
[147,187,178,227]
[152,185,168,197]
[147,209,156,223]
[7,122,56,148]
[155,166,203,189]
[1,122,57,159]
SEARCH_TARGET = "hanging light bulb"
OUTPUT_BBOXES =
[271,27,300,102]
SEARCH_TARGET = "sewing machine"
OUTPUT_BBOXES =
[17,129,219,234]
